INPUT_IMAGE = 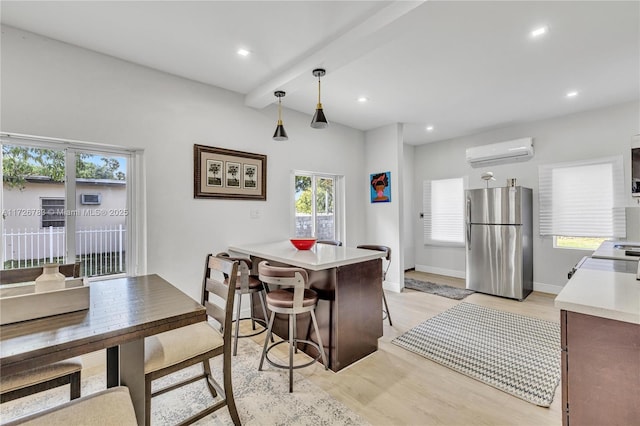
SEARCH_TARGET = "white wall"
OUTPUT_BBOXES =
[403,144,415,270]
[413,101,640,293]
[364,124,404,291]
[0,25,368,300]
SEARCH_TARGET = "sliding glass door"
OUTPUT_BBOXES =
[1,136,137,278]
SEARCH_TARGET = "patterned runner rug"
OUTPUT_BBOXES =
[392,303,561,407]
[404,277,474,300]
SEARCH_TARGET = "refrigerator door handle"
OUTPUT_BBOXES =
[466,197,471,250]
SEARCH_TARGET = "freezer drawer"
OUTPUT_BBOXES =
[466,224,532,300]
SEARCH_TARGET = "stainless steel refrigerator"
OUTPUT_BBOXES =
[465,186,533,300]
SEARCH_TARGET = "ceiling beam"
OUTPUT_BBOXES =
[244,0,425,109]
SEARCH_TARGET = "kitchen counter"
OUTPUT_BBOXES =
[591,240,640,261]
[229,240,385,271]
[229,240,386,371]
[556,264,640,425]
[554,267,639,324]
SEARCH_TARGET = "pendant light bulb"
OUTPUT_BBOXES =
[273,91,288,141]
[310,68,328,129]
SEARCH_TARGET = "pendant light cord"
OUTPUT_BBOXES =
[317,77,322,108]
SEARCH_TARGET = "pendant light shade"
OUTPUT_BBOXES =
[310,68,328,129]
[273,91,288,141]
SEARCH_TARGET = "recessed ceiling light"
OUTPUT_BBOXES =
[530,26,548,38]
[566,91,579,98]
[357,96,369,103]
[237,48,250,57]
[426,125,434,132]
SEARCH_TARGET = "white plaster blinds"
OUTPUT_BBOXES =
[538,156,626,238]
[423,177,465,245]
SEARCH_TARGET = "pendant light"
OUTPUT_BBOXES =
[310,68,328,129]
[272,91,288,141]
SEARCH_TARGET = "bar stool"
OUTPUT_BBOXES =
[357,245,393,326]
[257,260,328,392]
[216,252,271,356]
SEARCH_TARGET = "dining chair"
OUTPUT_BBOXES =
[356,245,393,326]
[0,262,83,404]
[258,260,328,393]
[316,240,343,246]
[144,255,240,426]
[216,252,271,356]
[2,386,137,426]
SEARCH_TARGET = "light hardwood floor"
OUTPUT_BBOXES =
[288,270,562,426]
[11,271,561,425]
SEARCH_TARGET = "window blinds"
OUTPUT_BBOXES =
[538,156,625,237]
[423,177,465,245]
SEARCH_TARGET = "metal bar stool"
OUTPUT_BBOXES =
[257,260,328,392]
[217,252,271,356]
[356,245,393,326]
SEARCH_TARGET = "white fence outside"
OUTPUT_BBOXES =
[2,225,126,275]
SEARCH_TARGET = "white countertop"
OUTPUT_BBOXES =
[591,240,640,261]
[228,240,385,271]
[555,268,640,324]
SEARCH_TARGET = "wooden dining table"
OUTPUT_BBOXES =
[0,274,206,425]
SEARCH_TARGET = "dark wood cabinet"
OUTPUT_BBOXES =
[561,310,640,425]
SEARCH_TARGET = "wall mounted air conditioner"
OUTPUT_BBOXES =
[466,137,534,167]
[80,193,101,205]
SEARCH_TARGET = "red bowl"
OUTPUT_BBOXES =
[290,238,317,250]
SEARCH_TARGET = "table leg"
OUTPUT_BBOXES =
[120,339,145,425]
[106,346,119,388]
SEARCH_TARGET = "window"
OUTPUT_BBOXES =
[2,133,143,278]
[538,156,625,249]
[41,198,65,228]
[423,177,466,245]
[293,172,342,241]
[555,236,608,250]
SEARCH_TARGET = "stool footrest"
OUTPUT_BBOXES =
[232,317,268,338]
[263,339,324,371]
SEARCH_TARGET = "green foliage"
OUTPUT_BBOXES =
[295,175,312,214]
[2,146,35,188]
[294,175,334,215]
[296,190,313,214]
[555,236,607,250]
[2,146,125,189]
[295,175,311,193]
[316,178,334,213]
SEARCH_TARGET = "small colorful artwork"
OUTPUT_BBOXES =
[370,171,391,203]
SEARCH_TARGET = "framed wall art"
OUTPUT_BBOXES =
[194,144,267,200]
[370,171,391,203]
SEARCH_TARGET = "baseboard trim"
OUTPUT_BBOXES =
[414,264,465,279]
[413,265,563,295]
[533,282,563,295]
[383,281,402,293]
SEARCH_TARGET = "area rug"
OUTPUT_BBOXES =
[392,302,561,407]
[404,277,474,300]
[0,338,369,425]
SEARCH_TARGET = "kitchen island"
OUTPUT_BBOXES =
[229,241,386,371]
[555,264,639,426]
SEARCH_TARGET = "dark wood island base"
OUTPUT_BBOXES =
[560,310,640,425]
[250,256,383,372]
